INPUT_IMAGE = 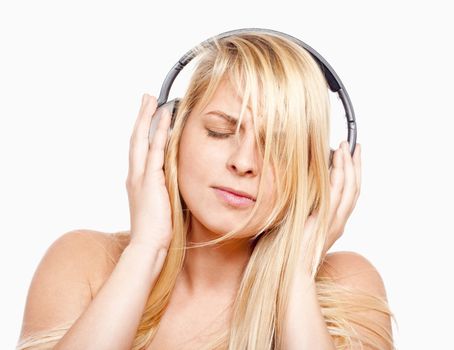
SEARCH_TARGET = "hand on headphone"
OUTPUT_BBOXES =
[301,140,362,272]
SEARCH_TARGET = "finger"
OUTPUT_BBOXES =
[336,141,357,218]
[128,94,158,182]
[353,143,361,203]
[132,94,150,136]
[328,145,345,225]
[144,107,172,178]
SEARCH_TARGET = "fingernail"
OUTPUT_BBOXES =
[142,94,148,105]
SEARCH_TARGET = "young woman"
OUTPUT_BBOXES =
[17,32,395,349]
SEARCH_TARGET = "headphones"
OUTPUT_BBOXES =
[148,28,357,165]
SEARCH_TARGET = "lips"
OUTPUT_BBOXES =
[213,186,256,201]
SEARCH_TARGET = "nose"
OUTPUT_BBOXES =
[226,132,260,177]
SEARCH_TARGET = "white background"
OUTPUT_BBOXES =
[1,1,453,349]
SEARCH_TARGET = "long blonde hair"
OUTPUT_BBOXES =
[17,32,396,349]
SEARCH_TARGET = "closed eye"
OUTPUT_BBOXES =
[206,129,232,139]
[206,129,268,150]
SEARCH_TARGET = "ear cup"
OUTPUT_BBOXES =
[148,98,181,145]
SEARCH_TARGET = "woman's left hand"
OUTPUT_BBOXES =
[303,141,362,258]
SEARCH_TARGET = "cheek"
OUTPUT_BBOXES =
[177,132,217,210]
[263,166,276,195]
[178,128,222,182]
[178,136,213,183]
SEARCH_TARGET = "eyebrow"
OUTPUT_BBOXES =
[205,110,239,125]
[205,110,281,137]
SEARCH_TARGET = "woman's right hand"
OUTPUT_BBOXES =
[125,94,174,252]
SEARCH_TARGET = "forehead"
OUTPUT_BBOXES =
[199,78,260,128]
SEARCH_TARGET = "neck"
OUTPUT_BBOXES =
[179,216,255,297]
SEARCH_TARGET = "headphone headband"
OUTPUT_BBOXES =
[156,28,357,155]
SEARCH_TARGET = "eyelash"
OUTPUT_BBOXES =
[206,129,267,149]
[206,129,232,139]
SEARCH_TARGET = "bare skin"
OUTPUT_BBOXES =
[86,231,343,350]
[87,232,237,349]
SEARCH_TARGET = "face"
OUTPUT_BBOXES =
[177,78,276,240]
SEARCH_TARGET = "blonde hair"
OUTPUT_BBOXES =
[17,32,397,349]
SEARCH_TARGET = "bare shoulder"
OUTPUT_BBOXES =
[49,229,129,274]
[319,251,388,298]
[18,229,131,341]
[66,229,131,293]
[318,251,393,349]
